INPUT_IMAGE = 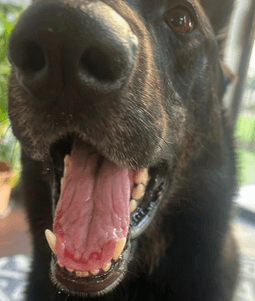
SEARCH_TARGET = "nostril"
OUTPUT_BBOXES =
[80,47,123,83]
[12,40,45,72]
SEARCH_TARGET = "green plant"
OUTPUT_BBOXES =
[235,148,255,186]
[0,3,24,122]
[0,3,23,182]
[234,113,255,186]
[235,113,255,145]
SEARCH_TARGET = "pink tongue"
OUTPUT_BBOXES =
[53,141,133,271]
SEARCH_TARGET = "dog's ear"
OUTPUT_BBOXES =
[201,0,236,96]
[200,0,234,51]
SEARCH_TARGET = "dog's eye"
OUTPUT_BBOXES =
[166,6,195,33]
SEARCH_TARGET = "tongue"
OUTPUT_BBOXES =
[53,141,133,271]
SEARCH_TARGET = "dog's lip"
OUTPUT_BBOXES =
[49,135,168,295]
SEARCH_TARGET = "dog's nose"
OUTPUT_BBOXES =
[8,1,138,100]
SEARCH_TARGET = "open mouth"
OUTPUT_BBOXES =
[46,134,168,297]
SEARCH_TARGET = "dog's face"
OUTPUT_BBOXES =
[8,0,233,298]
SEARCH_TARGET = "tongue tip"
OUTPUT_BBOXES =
[53,140,132,272]
[55,237,127,271]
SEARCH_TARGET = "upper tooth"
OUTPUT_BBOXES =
[112,237,126,261]
[45,229,56,254]
[64,155,71,177]
[58,261,64,268]
[56,198,64,212]
[61,155,71,194]
[129,199,137,213]
[60,178,64,194]
[134,169,149,185]
[131,184,145,200]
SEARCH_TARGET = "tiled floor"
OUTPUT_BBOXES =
[0,204,31,257]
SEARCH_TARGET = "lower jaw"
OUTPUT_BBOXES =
[50,238,131,297]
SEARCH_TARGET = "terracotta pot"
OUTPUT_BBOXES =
[0,162,15,217]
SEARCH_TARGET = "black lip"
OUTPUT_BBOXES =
[130,166,168,239]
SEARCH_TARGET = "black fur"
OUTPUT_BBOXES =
[8,0,239,300]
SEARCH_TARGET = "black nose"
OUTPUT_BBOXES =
[8,1,138,101]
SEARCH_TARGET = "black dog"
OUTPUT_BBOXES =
[8,0,239,300]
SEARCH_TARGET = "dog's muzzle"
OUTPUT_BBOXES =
[7,1,170,296]
[8,0,138,101]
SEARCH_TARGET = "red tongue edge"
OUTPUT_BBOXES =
[53,141,134,271]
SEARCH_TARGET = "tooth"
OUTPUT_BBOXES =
[60,178,64,194]
[75,270,82,277]
[58,261,64,268]
[131,184,145,200]
[64,155,71,177]
[81,271,89,277]
[56,199,64,212]
[75,270,89,277]
[129,199,137,213]
[45,229,56,254]
[90,269,99,276]
[112,237,126,261]
[134,169,149,185]
[66,267,74,273]
[102,262,111,272]
[60,155,71,194]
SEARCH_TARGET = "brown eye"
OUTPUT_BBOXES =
[166,7,195,33]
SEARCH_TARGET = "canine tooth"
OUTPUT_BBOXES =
[90,269,99,275]
[112,237,126,261]
[131,184,145,200]
[45,229,56,254]
[129,199,137,213]
[64,155,71,177]
[102,262,111,272]
[134,169,149,185]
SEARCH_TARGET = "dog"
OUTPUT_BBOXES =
[7,0,239,300]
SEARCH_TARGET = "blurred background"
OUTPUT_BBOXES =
[0,0,254,300]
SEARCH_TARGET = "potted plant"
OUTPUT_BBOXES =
[0,161,18,217]
[0,122,19,218]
